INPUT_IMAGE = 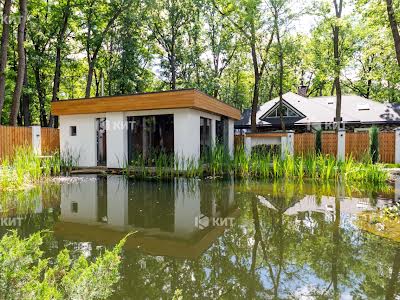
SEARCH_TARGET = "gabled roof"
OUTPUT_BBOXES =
[51,89,241,120]
[236,92,400,127]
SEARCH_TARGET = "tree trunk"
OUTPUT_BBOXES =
[333,0,343,130]
[34,66,47,126]
[333,26,342,128]
[170,42,177,90]
[85,4,126,98]
[275,14,286,132]
[0,0,12,121]
[386,0,400,67]
[9,0,27,126]
[21,56,30,126]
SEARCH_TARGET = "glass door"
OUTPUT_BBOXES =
[96,118,107,166]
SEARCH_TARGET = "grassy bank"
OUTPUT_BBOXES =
[0,147,77,191]
[124,146,389,184]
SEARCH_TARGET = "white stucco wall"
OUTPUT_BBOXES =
[106,112,127,168]
[59,108,232,169]
[60,175,98,223]
[59,114,104,167]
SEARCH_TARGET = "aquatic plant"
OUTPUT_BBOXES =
[123,146,389,184]
[0,147,78,191]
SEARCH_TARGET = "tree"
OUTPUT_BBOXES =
[0,0,12,121]
[214,0,274,132]
[9,0,28,126]
[332,0,343,129]
[82,0,132,98]
[148,0,193,90]
[386,0,400,67]
[49,0,72,127]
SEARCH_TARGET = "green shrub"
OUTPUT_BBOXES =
[315,129,322,154]
[370,126,379,164]
[0,230,127,299]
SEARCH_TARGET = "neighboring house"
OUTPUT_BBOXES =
[235,92,400,132]
[51,89,240,169]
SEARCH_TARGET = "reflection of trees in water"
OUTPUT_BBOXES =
[113,181,400,299]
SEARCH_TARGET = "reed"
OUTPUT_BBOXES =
[123,146,388,184]
[0,146,78,191]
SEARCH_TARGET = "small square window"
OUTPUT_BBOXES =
[70,126,77,136]
[71,202,78,213]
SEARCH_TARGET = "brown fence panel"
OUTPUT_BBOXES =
[41,128,60,155]
[345,132,370,160]
[379,132,395,163]
[294,133,316,156]
[0,125,32,161]
[321,132,337,156]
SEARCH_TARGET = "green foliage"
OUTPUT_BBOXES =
[124,145,388,184]
[315,129,322,154]
[0,230,127,299]
[370,126,379,164]
[0,147,78,191]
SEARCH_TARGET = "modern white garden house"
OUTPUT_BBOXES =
[51,89,241,169]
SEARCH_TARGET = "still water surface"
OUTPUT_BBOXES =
[1,175,399,299]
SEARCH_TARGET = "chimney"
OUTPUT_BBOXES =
[297,80,308,97]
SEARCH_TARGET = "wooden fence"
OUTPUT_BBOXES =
[321,132,337,156]
[41,127,60,155]
[378,132,395,163]
[293,131,396,163]
[294,133,315,155]
[0,126,60,161]
[345,132,369,160]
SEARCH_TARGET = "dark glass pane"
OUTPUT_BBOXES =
[200,117,212,159]
[127,114,174,165]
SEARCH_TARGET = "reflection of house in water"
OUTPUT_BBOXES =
[56,176,237,259]
[257,192,391,220]
[284,195,389,216]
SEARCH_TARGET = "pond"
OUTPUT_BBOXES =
[1,175,399,299]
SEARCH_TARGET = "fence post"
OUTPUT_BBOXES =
[287,130,294,156]
[244,137,252,156]
[395,127,400,164]
[31,126,41,155]
[337,129,345,161]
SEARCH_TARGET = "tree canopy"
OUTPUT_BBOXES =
[0,0,399,126]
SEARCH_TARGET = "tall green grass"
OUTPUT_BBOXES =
[124,146,389,184]
[0,147,78,191]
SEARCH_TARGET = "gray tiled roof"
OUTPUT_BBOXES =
[237,92,400,127]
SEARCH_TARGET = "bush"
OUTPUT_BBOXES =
[370,126,379,164]
[315,129,322,154]
[0,231,127,299]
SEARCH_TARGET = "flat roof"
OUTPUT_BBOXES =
[51,88,241,120]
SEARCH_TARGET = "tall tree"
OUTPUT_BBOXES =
[215,0,274,132]
[149,0,193,90]
[386,0,400,67]
[9,0,28,126]
[332,0,343,129]
[0,0,12,122]
[83,0,131,98]
[49,0,72,127]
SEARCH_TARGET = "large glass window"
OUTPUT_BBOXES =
[200,117,211,158]
[127,114,174,164]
